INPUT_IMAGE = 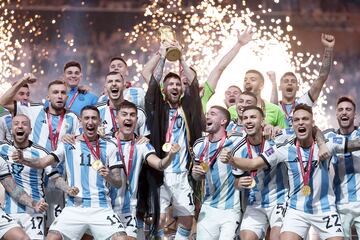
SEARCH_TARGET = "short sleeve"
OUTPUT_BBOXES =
[0,155,10,180]
[260,145,284,168]
[297,91,314,106]
[327,136,346,155]
[141,143,156,162]
[108,144,121,169]
[136,108,150,137]
[51,142,66,164]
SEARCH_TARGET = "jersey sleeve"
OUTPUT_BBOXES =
[14,101,42,117]
[0,155,11,180]
[108,144,122,169]
[297,91,315,106]
[142,143,156,163]
[136,108,150,137]
[327,136,346,155]
[0,116,6,141]
[50,142,66,164]
[260,145,285,168]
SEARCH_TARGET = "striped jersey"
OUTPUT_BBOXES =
[226,120,244,134]
[14,101,80,150]
[324,128,360,206]
[52,137,121,208]
[261,136,346,214]
[98,87,146,110]
[279,92,314,127]
[0,111,12,141]
[165,108,189,173]
[111,140,156,214]
[0,155,11,181]
[0,140,53,214]
[232,138,288,208]
[96,100,149,137]
[192,133,245,211]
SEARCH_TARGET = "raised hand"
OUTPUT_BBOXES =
[34,198,48,213]
[169,143,181,157]
[266,71,276,83]
[21,73,37,85]
[219,148,232,163]
[321,33,335,48]
[11,149,24,164]
[237,26,254,46]
[318,143,331,162]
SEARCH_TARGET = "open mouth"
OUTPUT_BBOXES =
[286,87,293,93]
[245,124,255,130]
[111,88,119,94]
[298,127,306,133]
[170,91,179,97]
[245,85,252,91]
[15,131,25,136]
[229,98,236,104]
[124,122,133,128]
[341,116,349,121]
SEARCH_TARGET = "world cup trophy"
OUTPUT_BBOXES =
[158,25,181,61]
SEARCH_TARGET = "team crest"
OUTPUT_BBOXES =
[264,147,274,157]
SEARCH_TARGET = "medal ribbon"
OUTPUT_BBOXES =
[246,137,264,177]
[66,91,79,109]
[199,132,227,167]
[83,134,100,160]
[116,136,135,176]
[280,101,296,119]
[47,110,65,151]
[165,110,179,143]
[109,105,118,133]
[296,140,315,187]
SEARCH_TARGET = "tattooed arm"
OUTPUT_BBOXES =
[0,175,48,212]
[51,174,79,197]
[98,167,122,188]
[11,151,57,169]
[309,34,335,102]
[346,139,360,152]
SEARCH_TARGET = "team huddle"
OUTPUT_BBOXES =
[0,27,358,240]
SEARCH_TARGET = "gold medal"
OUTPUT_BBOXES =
[249,178,256,188]
[162,143,172,152]
[92,159,103,171]
[200,162,209,172]
[302,185,311,196]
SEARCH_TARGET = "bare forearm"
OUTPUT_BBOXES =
[180,58,195,84]
[106,169,122,188]
[51,175,70,193]
[0,81,24,111]
[153,57,166,82]
[314,126,326,145]
[347,139,360,152]
[270,81,278,104]
[1,177,36,209]
[142,53,161,84]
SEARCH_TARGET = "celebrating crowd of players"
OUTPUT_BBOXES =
[0,27,359,240]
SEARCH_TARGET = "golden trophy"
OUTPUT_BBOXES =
[158,25,181,61]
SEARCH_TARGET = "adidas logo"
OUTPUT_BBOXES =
[69,145,76,150]
[336,228,342,233]
[37,230,43,235]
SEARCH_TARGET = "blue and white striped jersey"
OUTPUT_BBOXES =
[14,102,80,150]
[52,137,121,208]
[165,108,189,173]
[192,134,245,211]
[261,136,346,214]
[325,128,360,206]
[0,111,12,141]
[98,87,146,110]
[111,140,156,214]
[279,92,314,127]
[226,120,244,134]
[232,138,288,208]
[0,141,53,214]
[96,100,149,137]
[0,155,11,180]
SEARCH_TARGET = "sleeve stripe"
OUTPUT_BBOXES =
[0,173,11,180]
[260,154,271,169]
[144,152,156,162]
[50,153,60,163]
[109,164,123,170]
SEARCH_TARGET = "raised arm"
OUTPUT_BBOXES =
[267,71,278,104]
[1,175,48,212]
[0,73,36,112]
[207,27,254,90]
[12,151,57,169]
[146,144,180,170]
[308,34,335,101]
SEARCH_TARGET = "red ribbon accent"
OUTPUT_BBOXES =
[199,132,227,167]
[47,110,65,151]
[66,91,79,109]
[280,100,296,119]
[165,110,179,143]
[296,140,315,187]
[83,134,100,160]
[246,137,264,177]
[116,136,135,177]
[109,105,118,133]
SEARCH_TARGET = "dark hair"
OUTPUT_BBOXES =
[280,72,297,83]
[240,91,257,102]
[163,72,181,83]
[64,61,81,72]
[242,105,265,118]
[12,81,29,89]
[337,96,356,111]
[109,57,127,67]
[118,100,138,114]
[210,105,231,126]
[80,105,100,117]
[47,80,66,90]
[246,69,264,83]
[293,103,313,115]
[105,71,124,81]
[227,85,242,93]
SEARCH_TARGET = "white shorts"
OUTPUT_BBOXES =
[10,212,45,240]
[160,172,194,217]
[197,204,241,240]
[281,208,344,239]
[45,181,65,227]
[49,206,125,240]
[0,209,19,238]
[116,212,137,238]
[337,202,360,238]
[240,203,285,239]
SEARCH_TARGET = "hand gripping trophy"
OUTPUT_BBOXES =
[158,25,181,61]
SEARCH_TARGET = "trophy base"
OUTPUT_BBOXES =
[166,48,181,62]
